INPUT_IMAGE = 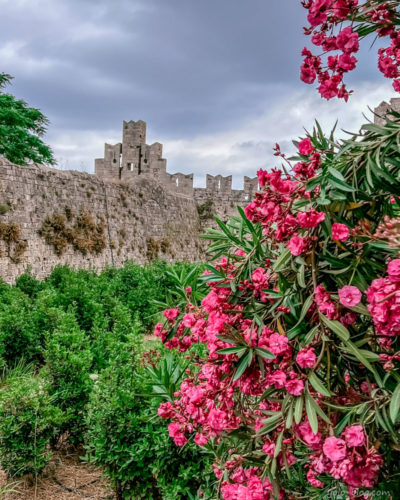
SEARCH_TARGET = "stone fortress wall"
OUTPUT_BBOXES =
[0,120,259,283]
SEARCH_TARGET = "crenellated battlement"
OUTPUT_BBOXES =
[95,120,258,204]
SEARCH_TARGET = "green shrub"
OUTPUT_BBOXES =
[85,348,214,500]
[0,288,43,367]
[0,370,63,477]
[90,304,143,372]
[42,311,93,442]
[15,271,42,297]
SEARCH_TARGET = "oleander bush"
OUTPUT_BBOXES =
[155,115,400,498]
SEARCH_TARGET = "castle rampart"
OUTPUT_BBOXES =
[0,159,205,283]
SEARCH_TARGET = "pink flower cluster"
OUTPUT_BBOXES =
[220,467,273,500]
[307,426,382,489]
[301,0,400,98]
[367,259,400,346]
[244,165,325,257]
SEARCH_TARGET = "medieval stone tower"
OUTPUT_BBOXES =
[95,120,167,183]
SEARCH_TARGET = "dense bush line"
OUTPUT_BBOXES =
[0,261,216,499]
[0,260,194,369]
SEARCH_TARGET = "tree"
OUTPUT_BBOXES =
[0,73,55,166]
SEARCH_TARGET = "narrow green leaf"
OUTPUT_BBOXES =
[233,350,253,381]
[273,247,291,272]
[255,347,276,360]
[348,303,370,316]
[297,264,306,288]
[270,457,277,478]
[335,412,352,436]
[217,347,246,355]
[328,166,345,181]
[375,407,389,432]
[328,176,355,192]
[307,391,331,424]
[343,340,375,373]
[304,325,319,345]
[308,372,332,397]
[274,430,284,457]
[390,381,400,423]
[320,315,350,342]
[285,404,294,429]
[305,393,318,434]
[258,412,283,435]
[288,295,314,339]
[294,396,304,425]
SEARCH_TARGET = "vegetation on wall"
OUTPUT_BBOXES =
[146,237,171,261]
[0,222,27,263]
[38,207,106,256]
[196,199,214,221]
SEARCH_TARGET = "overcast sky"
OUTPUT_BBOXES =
[0,0,395,187]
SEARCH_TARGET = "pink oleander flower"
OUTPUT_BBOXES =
[307,469,324,488]
[266,369,287,389]
[194,433,208,446]
[342,425,365,447]
[285,378,305,396]
[315,284,337,319]
[299,137,314,155]
[332,222,349,241]
[323,436,347,461]
[163,307,180,323]
[267,333,290,356]
[388,259,400,282]
[251,267,269,290]
[338,285,362,307]
[297,209,325,228]
[366,268,400,339]
[168,422,188,446]
[207,408,229,433]
[296,420,322,449]
[296,347,317,368]
[287,234,308,256]
[182,313,196,328]
[336,27,359,54]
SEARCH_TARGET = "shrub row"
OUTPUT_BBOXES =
[0,261,215,498]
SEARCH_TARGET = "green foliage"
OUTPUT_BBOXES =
[0,288,45,367]
[85,350,215,500]
[0,369,63,477]
[15,270,43,297]
[42,311,93,442]
[0,260,212,494]
[0,73,55,166]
